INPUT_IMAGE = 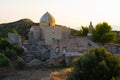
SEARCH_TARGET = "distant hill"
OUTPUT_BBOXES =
[0,19,37,39]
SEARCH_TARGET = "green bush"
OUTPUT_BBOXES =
[0,39,26,69]
[12,44,24,56]
[0,39,12,50]
[92,22,115,44]
[70,26,88,37]
[0,39,25,60]
[116,38,120,44]
[0,54,10,67]
[3,47,17,59]
[67,47,120,80]
[80,26,88,36]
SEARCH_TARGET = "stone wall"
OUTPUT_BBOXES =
[104,43,120,54]
[52,37,91,54]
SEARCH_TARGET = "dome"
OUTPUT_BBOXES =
[40,12,55,26]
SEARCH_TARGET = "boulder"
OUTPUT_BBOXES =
[27,59,42,67]
[47,54,65,67]
[33,52,42,59]
[8,32,22,45]
[65,52,83,66]
[23,54,33,62]
[40,50,50,61]
[31,49,50,61]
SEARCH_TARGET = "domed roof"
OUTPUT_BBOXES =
[40,12,55,26]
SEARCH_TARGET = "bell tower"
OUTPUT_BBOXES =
[87,22,93,36]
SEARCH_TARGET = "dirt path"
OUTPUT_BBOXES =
[2,69,54,80]
[1,68,71,80]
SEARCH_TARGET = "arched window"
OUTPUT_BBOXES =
[63,47,66,54]
[55,47,59,54]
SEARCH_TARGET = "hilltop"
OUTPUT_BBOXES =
[0,19,37,39]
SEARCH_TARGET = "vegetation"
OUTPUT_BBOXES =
[113,31,120,44]
[80,26,88,36]
[11,28,18,34]
[92,22,115,44]
[50,68,72,80]
[0,54,9,67]
[0,39,25,68]
[70,29,81,36]
[67,47,120,80]
[70,26,88,37]
[117,39,120,44]
[0,39,12,50]
[0,19,35,39]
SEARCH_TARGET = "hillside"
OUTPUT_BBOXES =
[0,19,37,39]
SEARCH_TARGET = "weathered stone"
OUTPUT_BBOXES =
[18,56,25,62]
[33,52,42,59]
[28,59,42,67]
[47,54,65,67]
[40,50,50,61]
[23,54,33,62]
[104,43,120,54]
[65,52,83,66]
[21,45,28,52]
[8,32,22,45]
[31,49,50,61]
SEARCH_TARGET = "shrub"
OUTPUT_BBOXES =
[92,22,115,44]
[0,39,12,50]
[70,26,88,37]
[0,40,25,59]
[0,53,10,67]
[4,48,17,59]
[67,47,120,80]
[12,44,24,56]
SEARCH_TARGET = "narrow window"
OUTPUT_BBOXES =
[49,23,50,26]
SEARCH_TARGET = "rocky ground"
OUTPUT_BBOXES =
[0,67,71,80]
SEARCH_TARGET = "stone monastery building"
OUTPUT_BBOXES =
[29,12,70,45]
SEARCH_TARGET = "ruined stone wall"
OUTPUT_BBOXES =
[52,37,91,55]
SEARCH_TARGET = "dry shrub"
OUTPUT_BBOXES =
[50,68,72,80]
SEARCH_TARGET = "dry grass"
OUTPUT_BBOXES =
[50,68,72,80]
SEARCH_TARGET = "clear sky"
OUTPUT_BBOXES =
[0,0,120,30]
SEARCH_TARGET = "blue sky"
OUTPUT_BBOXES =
[0,0,120,30]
